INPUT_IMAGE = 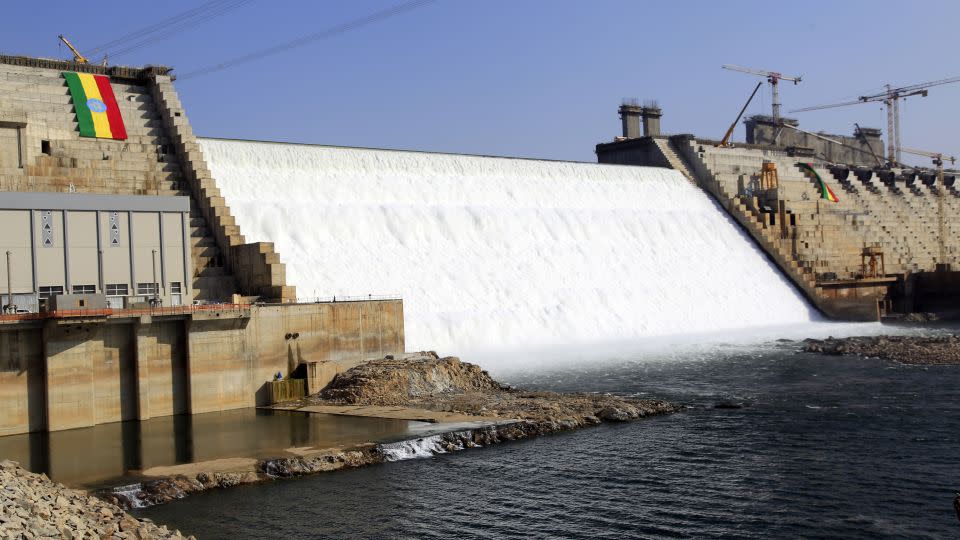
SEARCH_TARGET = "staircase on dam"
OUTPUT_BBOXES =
[148,75,294,302]
[650,136,960,320]
[0,56,295,302]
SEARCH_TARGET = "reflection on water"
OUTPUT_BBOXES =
[0,409,415,488]
[142,341,960,539]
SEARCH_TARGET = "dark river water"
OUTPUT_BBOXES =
[139,338,960,539]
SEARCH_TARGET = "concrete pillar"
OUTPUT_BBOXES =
[43,322,98,431]
[618,103,643,139]
[641,106,662,137]
[134,319,189,420]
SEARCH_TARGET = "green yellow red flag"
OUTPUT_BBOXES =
[798,162,839,203]
[62,72,127,140]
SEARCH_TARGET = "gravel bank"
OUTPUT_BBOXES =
[0,460,191,539]
[802,335,960,365]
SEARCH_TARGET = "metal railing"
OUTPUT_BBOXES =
[0,303,251,323]
[0,295,405,322]
[267,294,403,306]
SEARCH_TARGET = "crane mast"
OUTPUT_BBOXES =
[900,147,956,268]
[722,64,801,127]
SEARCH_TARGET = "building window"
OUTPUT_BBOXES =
[105,283,129,296]
[169,282,183,306]
[38,286,64,298]
[41,140,51,155]
[136,282,158,296]
[72,284,96,295]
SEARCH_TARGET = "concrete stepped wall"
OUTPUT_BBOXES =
[0,56,294,302]
[147,74,295,302]
[668,137,887,320]
[596,134,892,320]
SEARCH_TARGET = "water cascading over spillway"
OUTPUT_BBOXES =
[200,139,818,353]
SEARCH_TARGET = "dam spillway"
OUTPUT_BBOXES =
[201,138,818,353]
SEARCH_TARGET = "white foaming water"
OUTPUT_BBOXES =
[201,139,820,354]
[111,483,147,509]
[379,435,449,461]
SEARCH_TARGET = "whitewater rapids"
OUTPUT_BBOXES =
[200,139,818,353]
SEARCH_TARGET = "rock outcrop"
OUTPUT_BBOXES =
[0,460,192,539]
[313,352,675,430]
[319,353,506,405]
[802,335,960,365]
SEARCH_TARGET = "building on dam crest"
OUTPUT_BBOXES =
[0,55,404,436]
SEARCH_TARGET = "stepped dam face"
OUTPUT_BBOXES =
[201,139,819,353]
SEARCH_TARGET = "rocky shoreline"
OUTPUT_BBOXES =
[0,460,192,539]
[802,334,960,365]
[99,353,676,509]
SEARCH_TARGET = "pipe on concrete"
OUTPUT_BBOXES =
[5,250,11,312]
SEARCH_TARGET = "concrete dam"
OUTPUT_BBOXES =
[202,138,818,353]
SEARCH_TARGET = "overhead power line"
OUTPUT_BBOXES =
[85,0,251,59]
[105,1,253,59]
[177,0,436,80]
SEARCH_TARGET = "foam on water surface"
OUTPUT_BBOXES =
[201,139,820,353]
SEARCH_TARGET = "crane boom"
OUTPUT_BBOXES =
[900,147,956,164]
[789,74,960,165]
[718,81,763,147]
[722,64,801,82]
[58,34,88,64]
[791,98,864,113]
[859,75,960,100]
[722,64,801,128]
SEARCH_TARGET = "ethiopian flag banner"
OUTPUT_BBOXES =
[798,162,839,203]
[62,72,127,140]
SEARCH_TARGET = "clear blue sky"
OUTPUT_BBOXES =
[3,1,959,165]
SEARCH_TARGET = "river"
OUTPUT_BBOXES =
[139,336,960,539]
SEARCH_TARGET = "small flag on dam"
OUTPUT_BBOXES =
[799,162,839,203]
[62,72,127,140]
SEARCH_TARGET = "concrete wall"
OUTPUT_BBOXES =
[744,116,883,168]
[187,300,405,414]
[0,299,404,435]
[595,135,672,168]
[0,327,44,436]
[135,319,188,419]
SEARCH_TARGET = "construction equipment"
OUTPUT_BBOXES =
[854,122,885,168]
[722,65,802,126]
[901,146,956,269]
[790,75,960,165]
[58,34,88,64]
[718,81,762,147]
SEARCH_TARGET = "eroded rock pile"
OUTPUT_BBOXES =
[0,460,192,539]
[320,353,506,405]
[313,352,675,429]
[802,335,960,365]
